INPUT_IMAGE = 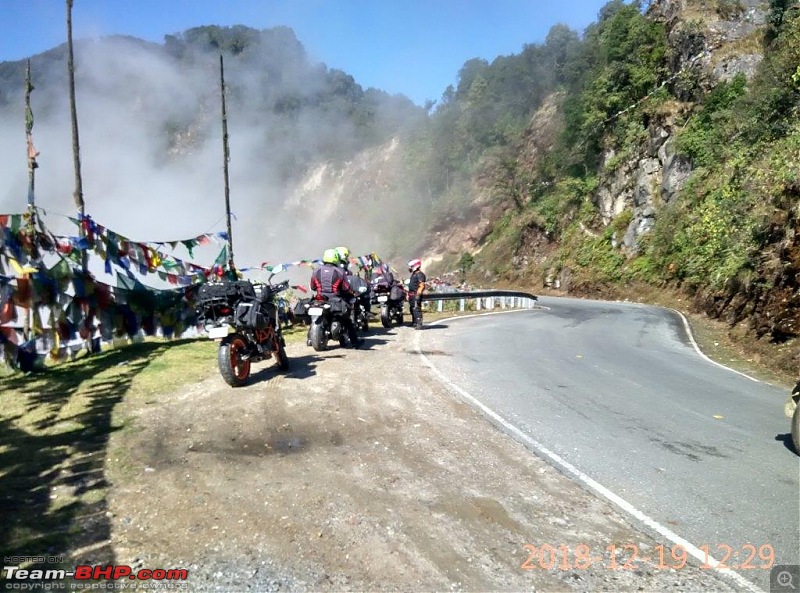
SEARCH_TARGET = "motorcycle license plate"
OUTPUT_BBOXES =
[377,295,388,302]
[207,325,232,339]
[308,307,324,316]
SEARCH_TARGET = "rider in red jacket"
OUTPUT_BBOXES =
[310,249,364,348]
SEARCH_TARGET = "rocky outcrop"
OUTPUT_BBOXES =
[594,117,692,253]
[593,0,767,254]
[650,0,766,90]
[283,138,405,253]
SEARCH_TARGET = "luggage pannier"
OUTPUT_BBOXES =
[197,281,256,305]
[235,301,269,329]
[327,298,349,314]
[293,298,311,317]
[390,284,405,301]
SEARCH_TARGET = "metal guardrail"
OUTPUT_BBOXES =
[418,290,538,313]
[420,290,538,302]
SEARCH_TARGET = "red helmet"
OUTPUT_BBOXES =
[407,258,422,272]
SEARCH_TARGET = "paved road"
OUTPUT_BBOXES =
[419,296,800,591]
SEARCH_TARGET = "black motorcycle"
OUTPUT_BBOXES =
[306,296,353,351]
[372,281,405,328]
[353,287,371,333]
[196,278,289,387]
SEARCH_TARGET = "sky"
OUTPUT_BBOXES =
[1,0,613,106]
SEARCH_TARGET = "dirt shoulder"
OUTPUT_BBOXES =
[106,320,737,592]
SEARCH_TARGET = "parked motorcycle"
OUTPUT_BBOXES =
[306,296,353,351]
[785,381,800,454]
[196,277,289,387]
[372,282,405,328]
[352,285,371,333]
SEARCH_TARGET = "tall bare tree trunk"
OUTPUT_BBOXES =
[66,0,86,272]
[220,54,235,273]
[23,60,36,342]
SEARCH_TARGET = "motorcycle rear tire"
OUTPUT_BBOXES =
[331,320,343,341]
[380,306,392,328]
[218,335,251,387]
[310,322,327,352]
[792,404,800,455]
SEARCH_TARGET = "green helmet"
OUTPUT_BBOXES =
[322,248,339,264]
[335,246,351,264]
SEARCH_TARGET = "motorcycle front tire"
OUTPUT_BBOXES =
[792,403,800,455]
[380,305,392,328]
[218,334,251,387]
[310,322,328,352]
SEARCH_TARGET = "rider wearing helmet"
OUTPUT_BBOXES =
[335,246,351,273]
[310,248,363,348]
[407,258,426,329]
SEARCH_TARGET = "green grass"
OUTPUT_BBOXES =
[0,337,217,564]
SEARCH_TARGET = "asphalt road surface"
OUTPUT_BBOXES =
[418,296,800,592]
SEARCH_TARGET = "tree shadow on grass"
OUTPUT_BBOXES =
[0,340,193,571]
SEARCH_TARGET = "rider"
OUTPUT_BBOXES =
[310,248,363,348]
[407,258,426,330]
[370,263,394,292]
[338,246,372,329]
[335,246,351,273]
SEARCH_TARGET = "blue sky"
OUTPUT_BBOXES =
[1,0,612,106]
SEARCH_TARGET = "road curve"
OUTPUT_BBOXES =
[418,295,800,591]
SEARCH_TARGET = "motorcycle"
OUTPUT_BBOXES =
[195,277,290,387]
[785,381,800,454]
[306,296,353,351]
[352,285,371,333]
[372,281,405,328]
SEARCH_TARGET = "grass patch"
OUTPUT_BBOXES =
[0,337,217,565]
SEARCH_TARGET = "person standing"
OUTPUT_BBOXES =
[406,258,426,330]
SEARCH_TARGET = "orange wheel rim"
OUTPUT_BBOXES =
[230,338,250,380]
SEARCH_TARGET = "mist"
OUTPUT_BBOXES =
[0,27,425,283]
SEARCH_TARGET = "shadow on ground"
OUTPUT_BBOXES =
[0,340,194,569]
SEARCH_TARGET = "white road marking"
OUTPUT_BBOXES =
[415,312,765,593]
[669,308,762,383]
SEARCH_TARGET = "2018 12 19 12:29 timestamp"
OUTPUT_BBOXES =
[520,543,776,571]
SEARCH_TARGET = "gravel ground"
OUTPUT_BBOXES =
[106,318,740,592]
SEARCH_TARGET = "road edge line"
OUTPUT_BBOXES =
[668,308,761,383]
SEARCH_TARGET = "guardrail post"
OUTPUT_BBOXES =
[437,300,443,312]
[501,297,506,309]
[459,298,465,312]
[476,298,481,311]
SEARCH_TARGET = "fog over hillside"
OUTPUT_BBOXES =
[0,27,423,272]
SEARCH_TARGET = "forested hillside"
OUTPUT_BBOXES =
[397,0,799,372]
